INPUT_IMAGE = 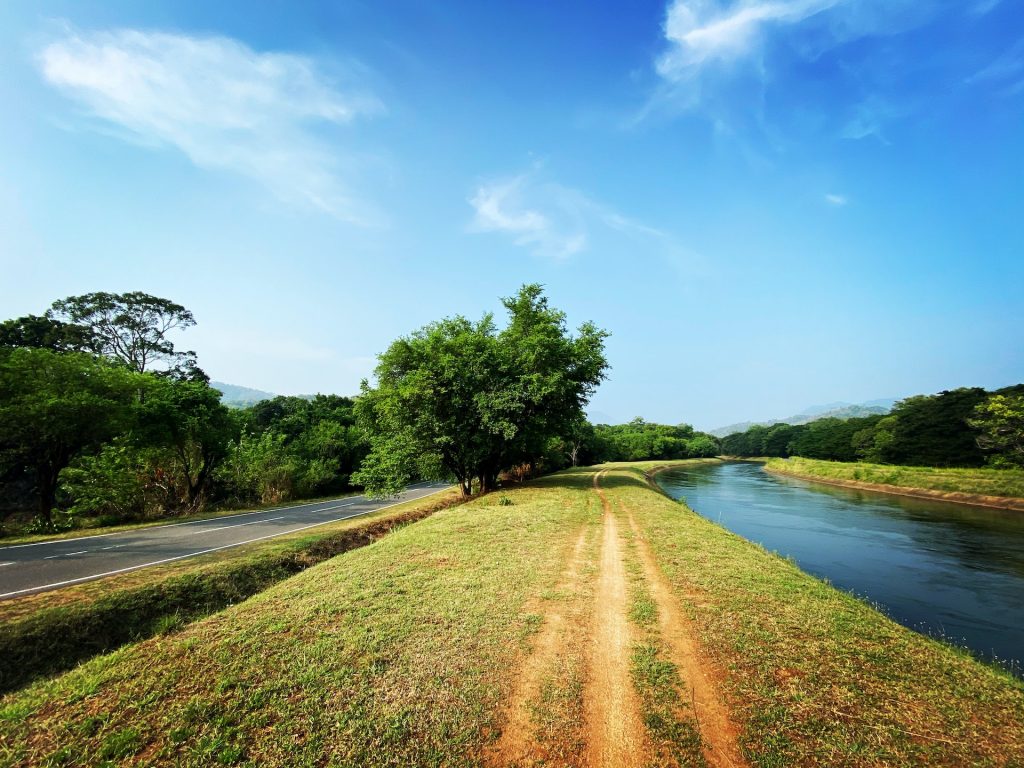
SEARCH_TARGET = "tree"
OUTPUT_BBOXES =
[135,378,238,509]
[969,394,1024,468]
[0,348,138,524]
[354,285,609,497]
[48,292,197,374]
[0,315,95,353]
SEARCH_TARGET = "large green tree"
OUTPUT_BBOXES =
[0,348,139,523]
[354,285,609,497]
[48,292,197,375]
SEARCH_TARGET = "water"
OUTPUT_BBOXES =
[655,461,1024,673]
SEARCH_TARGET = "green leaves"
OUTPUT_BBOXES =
[970,393,1024,468]
[355,285,609,497]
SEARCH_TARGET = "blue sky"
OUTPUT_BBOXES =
[1,0,1021,430]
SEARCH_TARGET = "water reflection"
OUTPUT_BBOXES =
[656,462,1024,672]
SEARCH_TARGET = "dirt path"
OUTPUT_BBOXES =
[489,527,590,766]
[623,502,748,768]
[586,472,649,768]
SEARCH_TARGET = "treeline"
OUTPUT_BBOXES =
[721,385,1024,468]
[546,418,719,467]
[0,293,368,534]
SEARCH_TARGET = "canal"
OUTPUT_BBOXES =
[655,461,1024,672]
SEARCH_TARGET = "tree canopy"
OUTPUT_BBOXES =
[354,285,609,496]
[48,291,197,375]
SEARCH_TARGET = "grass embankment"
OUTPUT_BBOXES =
[2,462,1022,767]
[0,489,461,694]
[765,456,1024,510]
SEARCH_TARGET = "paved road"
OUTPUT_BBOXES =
[0,482,450,600]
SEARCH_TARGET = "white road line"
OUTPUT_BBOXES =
[0,496,369,550]
[185,515,287,536]
[0,562,13,567]
[43,550,88,559]
[0,487,450,600]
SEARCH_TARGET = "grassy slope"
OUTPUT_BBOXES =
[0,489,462,694]
[765,457,1024,501]
[1,463,1022,767]
[0,474,597,767]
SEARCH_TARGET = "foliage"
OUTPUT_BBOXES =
[59,440,151,522]
[0,348,140,525]
[721,384,1024,468]
[47,291,197,375]
[969,394,1024,468]
[0,294,368,532]
[0,314,95,353]
[354,285,609,496]
[588,418,720,464]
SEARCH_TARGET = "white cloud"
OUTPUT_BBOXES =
[825,193,847,205]
[648,0,944,130]
[657,0,838,80]
[38,27,384,223]
[468,169,675,260]
[468,173,588,259]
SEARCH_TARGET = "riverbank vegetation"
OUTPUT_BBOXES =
[765,456,1024,502]
[722,385,1024,469]
[2,463,1021,766]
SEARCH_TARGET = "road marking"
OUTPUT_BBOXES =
[43,550,88,560]
[0,495,373,550]
[100,545,125,550]
[0,486,450,600]
[0,562,13,567]
[186,515,287,536]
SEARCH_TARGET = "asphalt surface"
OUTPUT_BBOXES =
[0,482,450,600]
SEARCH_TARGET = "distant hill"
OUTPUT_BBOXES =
[211,381,277,408]
[710,400,895,438]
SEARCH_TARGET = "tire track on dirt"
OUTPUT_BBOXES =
[622,502,748,768]
[587,471,649,768]
[490,526,590,766]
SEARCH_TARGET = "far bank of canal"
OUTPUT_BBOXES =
[655,461,1024,673]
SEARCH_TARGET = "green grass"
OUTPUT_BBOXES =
[0,489,461,694]
[0,474,595,767]
[765,456,1024,499]
[1,463,1022,767]
[622,528,706,767]
[614,464,1024,766]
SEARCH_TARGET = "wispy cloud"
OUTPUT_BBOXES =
[966,37,1024,97]
[38,27,384,224]
[825,193,848,206]
[644,0,945,137]
[468,173,587,259]
[657,0,838,81]
[468,169,675,260]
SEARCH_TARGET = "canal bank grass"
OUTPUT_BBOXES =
[765,457,1024,509]
[0,473,596,767]
[618,463,1024,766]
[2,463,1023,767]
[0,488,461,694]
